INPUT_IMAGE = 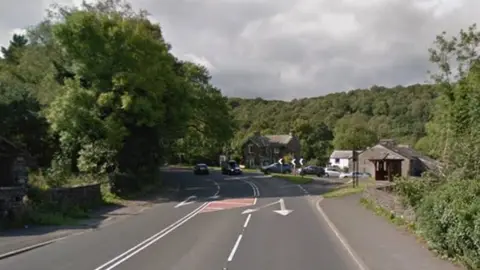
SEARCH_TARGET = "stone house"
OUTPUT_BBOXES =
[356,139,439,181]
[242,131,301,168]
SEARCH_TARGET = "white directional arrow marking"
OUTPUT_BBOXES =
[174,195,197,208]
[209,195,221,200]
[273,198,293,216]
[241,198,293,216]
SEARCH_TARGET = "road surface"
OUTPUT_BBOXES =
[0,170,360,270]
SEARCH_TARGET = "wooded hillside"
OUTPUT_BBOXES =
[228,83,439,164]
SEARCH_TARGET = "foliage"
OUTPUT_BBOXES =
[416,179,480,269]
[0,0,235,197]
[228,83,439,165]
[394,176,440,209]
[394,24,480,269]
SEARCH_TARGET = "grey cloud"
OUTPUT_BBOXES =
[0,0,479,100]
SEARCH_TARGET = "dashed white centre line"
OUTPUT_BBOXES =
[243,214,251,228]
[228,234,243,262]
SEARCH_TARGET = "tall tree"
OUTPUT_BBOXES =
[1,34,28,64]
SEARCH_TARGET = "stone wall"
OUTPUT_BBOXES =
[362,184,416,223]
[47,183,103,209]
[0,186,26,217]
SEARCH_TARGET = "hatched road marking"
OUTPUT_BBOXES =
[199,198,256,213]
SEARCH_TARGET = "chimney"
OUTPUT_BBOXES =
[379,139,397,147]
[398,144,411,148]
[289,130,294,137]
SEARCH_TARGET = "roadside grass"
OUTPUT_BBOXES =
[272,173,313,184]
[322,178,374,198]
[359,197,413,229]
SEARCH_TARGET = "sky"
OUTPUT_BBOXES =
[0,0,478,100]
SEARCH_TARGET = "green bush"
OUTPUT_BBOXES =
[395,176,439,208]
[415,179,480,269]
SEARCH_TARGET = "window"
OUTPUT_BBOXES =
[335,158,340,163]
[274,148,280,154]
[248,144,253,154]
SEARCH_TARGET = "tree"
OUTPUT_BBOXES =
[423,23,480,177]
[332,113,377,150]
[1,34,28,64]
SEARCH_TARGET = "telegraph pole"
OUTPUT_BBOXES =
[352,149,358,188]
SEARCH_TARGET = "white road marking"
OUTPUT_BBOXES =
[94,203,207,270]
[243,214,251,228]
[210,200,253,205]
[241,180,260,198]
[0,230,88,260]
[94,181,221,270]
[227,234,243,262]
[205,207,224,210]
[253,197,257,205]
[297,184,309,195]
[174,195,197,208]
[315,197,370,270]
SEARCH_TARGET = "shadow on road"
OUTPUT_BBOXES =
[161,169,348,203]
[0,169,346,241]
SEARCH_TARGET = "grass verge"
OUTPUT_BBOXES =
[322,179,373,198]
[272,173,313,184]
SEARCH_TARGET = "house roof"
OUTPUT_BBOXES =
[330,150,358,159]
[264,135,293,145]
[246,134,293,147]
[361,141,441,171]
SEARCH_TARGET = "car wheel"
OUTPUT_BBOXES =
[325,173,329,177]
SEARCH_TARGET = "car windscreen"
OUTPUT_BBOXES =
[228,162,239,168]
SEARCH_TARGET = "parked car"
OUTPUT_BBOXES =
[193,163,209,175]
[339,172,371,178]
[324,168,341,178]
[297,165,325,177]
[221,160,242,175]
[261,163,292,174]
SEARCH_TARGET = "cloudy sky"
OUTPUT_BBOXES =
[0,0,478,100]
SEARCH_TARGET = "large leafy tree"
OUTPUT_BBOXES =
[332,113,377,150]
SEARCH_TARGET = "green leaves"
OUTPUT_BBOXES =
[332,113,377,150]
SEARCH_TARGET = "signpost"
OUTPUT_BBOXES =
[278,158,283,173]
[352,149,359,188]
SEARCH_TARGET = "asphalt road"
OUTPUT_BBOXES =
[0,170,360,270]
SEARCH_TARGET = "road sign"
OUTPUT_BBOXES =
[291,158,296,165]
[278,158,283,164]
[242,198,293,216]
[299,158,304,166]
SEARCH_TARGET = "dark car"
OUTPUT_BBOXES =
[193,163,209,175]
[261,163,292,174]
[221,160,242,175]
[297,165,325,177]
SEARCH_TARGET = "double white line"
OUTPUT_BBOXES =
[242,180,260,206]
[94,202,208,270]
